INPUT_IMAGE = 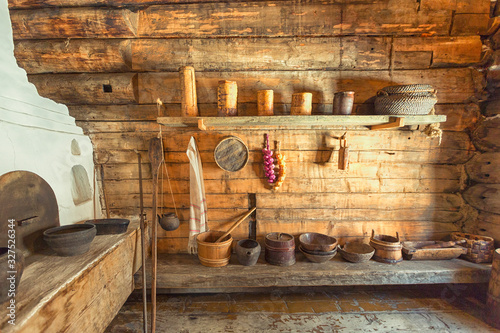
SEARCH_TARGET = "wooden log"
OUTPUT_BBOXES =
[179,66,198,117]
[393,36,482,68]
[434,103,480,131]
[9,8,138,40]
[138,68,481,105]
[466,152,500,183]
[482,98,500,117]
[450,14,490,36]
[88,128,474,152]
[256,193,463,210]
[393,51,433,70]
[463,184,500,215]
[14,39,132,74]
[420,0,490,13]
[476,212,500,248]
[486,249,500,329]
[28,73,138,105]
[89,145,473,165]
[472,117,500,152]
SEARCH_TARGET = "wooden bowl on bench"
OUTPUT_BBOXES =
[339,243,375,263]
[299,232,338,252]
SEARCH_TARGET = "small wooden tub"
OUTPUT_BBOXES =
[369,230,402,264]
[196,231,233,267]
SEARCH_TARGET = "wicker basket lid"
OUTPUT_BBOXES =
[380,84,435,95]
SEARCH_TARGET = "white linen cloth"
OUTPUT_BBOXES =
[186,136,208,254]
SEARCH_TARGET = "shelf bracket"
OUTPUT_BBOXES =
[198,119,207,131]
[370,117,405,131]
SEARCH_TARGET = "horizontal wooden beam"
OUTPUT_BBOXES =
[157,115,446,130]
[134,254,492,291]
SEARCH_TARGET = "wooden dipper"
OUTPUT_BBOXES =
[179,66,198,117]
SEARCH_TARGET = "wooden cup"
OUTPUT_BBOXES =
[257,90,274,116]
[217,80,238,117]
[179,66,198,117]
[291,92,312,115]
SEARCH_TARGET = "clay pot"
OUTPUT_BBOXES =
[43,224,96,256]
[236,239,261,266]
[0,247,25,304]
[158,213,180,231]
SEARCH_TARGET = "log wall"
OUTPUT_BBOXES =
[465,8,500,247]
[8,0,490,252]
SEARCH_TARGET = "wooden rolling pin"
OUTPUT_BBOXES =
[420,239,466,249]
[215,207,256,243]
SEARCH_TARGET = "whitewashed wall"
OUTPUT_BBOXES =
[0,0,99,224]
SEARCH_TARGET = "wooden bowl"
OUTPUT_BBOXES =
[299,232,338,252]
[339,243,375,263]
[299,245,337,263]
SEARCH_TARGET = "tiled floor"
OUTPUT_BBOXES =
[106,285,500,332]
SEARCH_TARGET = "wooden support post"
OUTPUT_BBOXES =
[486,249,500,329]
[370,117,405,130]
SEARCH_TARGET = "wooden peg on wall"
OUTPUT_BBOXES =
[370,117,405,130]
[339,132,349,170]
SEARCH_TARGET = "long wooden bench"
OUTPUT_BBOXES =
[0,221,141,333]
[136,252,492,294]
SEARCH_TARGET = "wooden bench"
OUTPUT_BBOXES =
[0,221,141,333]
[136,252,492,294]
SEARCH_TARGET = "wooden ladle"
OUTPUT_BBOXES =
[215,207,256,243]
[148,137,164,333]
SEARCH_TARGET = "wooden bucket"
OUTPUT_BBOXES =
[369,230,403,264]
[265,232,295,266]
[196,231,233,267]
[485,248,500,329]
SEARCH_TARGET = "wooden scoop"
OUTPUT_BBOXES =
[420,239,466,249]
[215,207,256,243]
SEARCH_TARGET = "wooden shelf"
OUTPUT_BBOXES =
[135,253,490,294]
[157,115,447,131]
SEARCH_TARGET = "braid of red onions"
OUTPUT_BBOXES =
[262,134,276,185]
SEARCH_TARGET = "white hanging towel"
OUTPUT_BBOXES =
[186,136,208,254]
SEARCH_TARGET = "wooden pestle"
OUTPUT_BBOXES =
[215,207,256,243]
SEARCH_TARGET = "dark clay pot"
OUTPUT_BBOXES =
[0,247,25,304]
[43,224,96,256]
[236,239,261,266]
[158,213,180,231]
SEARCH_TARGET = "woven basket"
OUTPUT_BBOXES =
[374,84,437,115]
[451,232,495,263]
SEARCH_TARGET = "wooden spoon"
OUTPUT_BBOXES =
[148,137,164,333]
[215,207,256,243]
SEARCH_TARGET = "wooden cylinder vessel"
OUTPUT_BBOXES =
[196,231,232,267]
[486,249,500,329]
[369,230,403,263]
[257,90,274,116]
[179,66,198,117]
[265,232,295,266]
[217,80,238,117]
[290,92,312,115]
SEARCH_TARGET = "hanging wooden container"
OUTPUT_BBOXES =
[485,249,500,329]
[290,92,312,115]
[214,136,249,172]
[179,66,199,117]
[196,231,233,267]
[257,90,274,116]
[217,80,238,117]
[369,230,403,264]
[265,232,295,266]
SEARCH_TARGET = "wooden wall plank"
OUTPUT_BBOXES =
[14,39,132,74]
[420,0,490,14]
[28,73,138,104]
[435,103,480,131]
[138,68,480,105]
[393,36,482,67]
[476,211,500,247]
[451,14,490,36]
[88,130,473,153]
[10,8,138,40]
